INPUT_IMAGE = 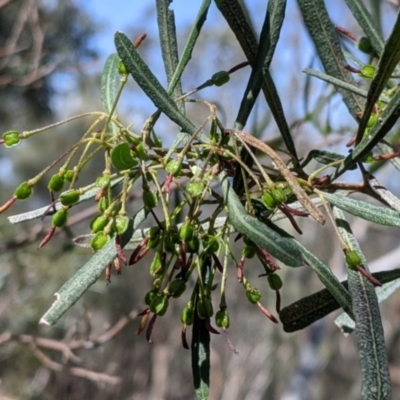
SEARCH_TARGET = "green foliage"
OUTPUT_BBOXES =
[4,1,400,399]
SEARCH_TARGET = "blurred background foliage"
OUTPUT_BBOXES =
[1,0,400,399]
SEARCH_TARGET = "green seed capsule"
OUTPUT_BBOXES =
[64,170,75,182]
[271,188,287,205]
[186,180,205,197]
[267,274,283,290]
[14,181,32,200]
[150,295,169,316]
[147,227,160,240]
[203,235,219,254]
[169,279,186,298]
[165,160,182,176]
[357,37,374,54]
[246,286,262,304]
[91,232,110,251]
[262,191,277,210]
[98,197,109,213]
[211,70,230,87]
[150,252,163,277]
[118,60,128,75]
[134,142,146,159]
[181,306,194,325]
[147,236,161,249]
[60,190,80,206]
[90,215,109,233]
[115,215,129,234]
[242,245,256,259]
[179,222,194,242]
[2,130,21,148]
[360,64,375,79]
[143,190,157,210]
[144,289,158,306]
[197,299,208,319]
[96,176,111,188]
[164,232,178,253]
[51,208,68,228]
[345,250,362,270]
[187,235,200,253]
[48,174,65,192]
[215,309,230,328]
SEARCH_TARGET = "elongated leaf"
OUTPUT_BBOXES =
[297,0,364,118]
[301,149,346,168]
[156,0,183,107]
[168,0,211,94]
[333,207,391,399]
[270,222,354,317]
[365,172,400,213]
[214,0,297,161]
[344,0,384,55]
[115,32,209,143]
[40,209,146,325]
[303,68,391,103]
[280,269,400,332]
[322,192,400,226]
[355,9,400,144]
[219,172,303,267]
[333,85,400,178]
[100,53,120,134]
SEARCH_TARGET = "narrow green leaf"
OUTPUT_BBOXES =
[115,32,208,142]
[100,53,120,134]
[156,0,183,106]
[270,223,354,317]
[219,172,303,267]
[322,192,400,226]
[280,269,400,332]
[40,210,146,325]
[333,85,400,178]
[344,0,384,55]
[297,0,364,118]
[336,274,400,333]
[333,207,391,399]
[214,0,297,161]
[168,0,211,94]
[354,9,400,144]
[301,149,346,168]
[303,68,391,103]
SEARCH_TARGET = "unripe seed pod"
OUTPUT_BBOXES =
[150,252,163,277]
[203,235,219,254]
[150,295,169,316]
[187,180,204,197]
[64,170,75,182]
[147,236,161,249]
[357,37,374,54]
[147,227,160,240]
[211,70,230,86]
[98,197,109,213]
[164,232,178,253]
[60,190,80,206]
[52,208,68,228]
[143,190,157,210]
[118,60,128,75]
[90,215,109,233]
[91,231,110,250]
[144,289,158,306]
[242,245,256,259]
[262,191,277,210]
[187,235,200,253]
[181,306,194,325]
[96,176,111,188]
[215,309,230,328]
[169,279,186,298]
[48,174,65,192]
[268,274,283,290]
[3,130,21,147]
[246,286,262,304]
[345,250,362,270]
[179,222,194,242]
[197,298,214,319]
[271,188,287,204]
[360,64,375,79]
[165,160,182,176]
[14,181,32,200]
[115,215,129,234]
